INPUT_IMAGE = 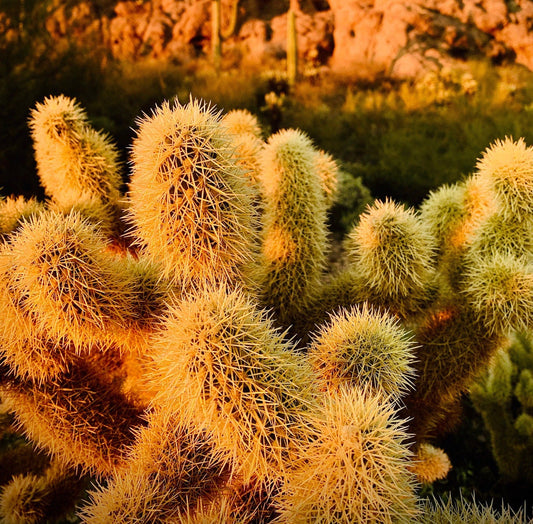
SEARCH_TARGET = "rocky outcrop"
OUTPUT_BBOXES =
[6,0,533,78]
[328,0,533,78]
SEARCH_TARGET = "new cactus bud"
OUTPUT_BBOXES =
[475,136,533,222]
[273,387,419,523]
[409,443,451,484]
[0,196,44,237]
[29,96,122,226]
[3,211,137,351]
[308,304,416,399]
[461,252,533,335]
[258,128,328,330]
[148,287,319,484]
[128,98,256,291]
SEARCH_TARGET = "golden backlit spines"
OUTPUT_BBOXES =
[80,410,231,523]
[1,361,145,477]
[221,109,263,139]
[313,149,339,209]
[462,251,533,335]
[476,136,533,221]
[29,95,122,229]
[346,199,436,301]
[273,387,419,524]
[308,304,416,399]
[148,287,319,484]
[4,211,135,351]
[0,196,45,237]
[128,98,256,291]
[0,461,84,524]
[258,128,328,330]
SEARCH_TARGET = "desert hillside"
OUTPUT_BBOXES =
[2,0,533,78]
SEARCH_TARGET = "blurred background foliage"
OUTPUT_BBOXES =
[2,0,533,215]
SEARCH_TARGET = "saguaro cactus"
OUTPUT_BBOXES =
[212,0,240,72]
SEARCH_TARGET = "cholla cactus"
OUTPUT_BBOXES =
[345,199,436,306]
[313,150,339,208]
[2,95,533,522]
[29,95,123,235]
[128,98,257,292]
[258,128,328,331]
[418,496,527,523]
[470,332,533,483]
[220,109,264,192]
[0,461,84,524]
[1,212,138,352]
[1,360,145,476]
[221,109,263,139]
[409,443,451,484]
[308,304,416,399]
[273,387,419,523]
[0,196,45,236]
[475,136,533,222]
[148,286,319,484]
[80,410,231,523]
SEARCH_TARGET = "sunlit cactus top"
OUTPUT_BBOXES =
[476,136,533,221]
[220,108,263,139]
[3,211,135,350]
[128,98,256,290]
[29,95,122,210]
[346,199,435,298]
[309,304,416,399]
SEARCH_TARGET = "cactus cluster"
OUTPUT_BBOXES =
[470,331,533,484]
[0,96,532,522]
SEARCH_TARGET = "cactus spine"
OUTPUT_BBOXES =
[148,287,319,485]
[29,95,123,235]
[273,387,419,523]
